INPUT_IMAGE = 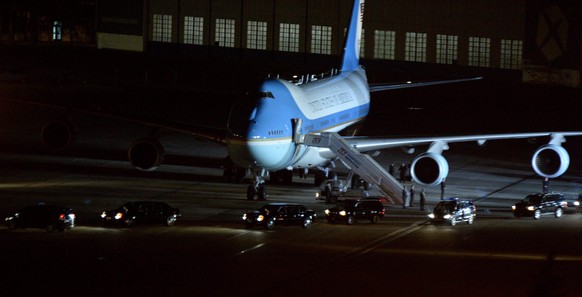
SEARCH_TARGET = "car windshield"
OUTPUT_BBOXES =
[524,195,542,204]
[434,202,455,213]
[259,205,283,214]
[336,200,358,209]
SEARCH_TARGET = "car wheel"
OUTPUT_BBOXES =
[555,208,563,218]
[302,218,312,229]
[165,216,176,226]
[370,215,379,224]
[534,209,541,220]
[467,215,474,225]
[450,217,456,226]
[46,224,55,233]
[265,220,275,230]
[347,216,355,225]
[125,218,135,227]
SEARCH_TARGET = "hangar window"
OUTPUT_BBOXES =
[436,34,458,64]
[468,37,490,67]
[500,39,523,70]
[153,14,172,43]
[215,18,235,47]
[52,20,62,41]
[184,16,204,45]
[279,23,300,52]
[247,21,267,50]
[311,25,332,55]
[405,32,426,62]
[374,30,395,60]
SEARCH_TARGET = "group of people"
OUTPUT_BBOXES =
[389,162,448,211]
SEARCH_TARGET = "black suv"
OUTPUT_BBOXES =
[101,201,181,227]
[5,204,76,232]
[512,192,566,219]
[243,203,316,229]
[429,198,476,226]
[324,199,385,224]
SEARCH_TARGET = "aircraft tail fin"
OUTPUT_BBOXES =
[340,0,365,72]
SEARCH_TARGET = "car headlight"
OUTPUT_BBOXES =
[324,209,330,215]
[428,213,435,219]
[527,206,535,211]
[101,212,107,219]
[257,215,264,222]
[242,214,247,220]
[443,214,451,219]
[574,201,580,206]
[115,212,123,220]
[315,192,320,198]
[511,205,516,210]
[339,210,347,216]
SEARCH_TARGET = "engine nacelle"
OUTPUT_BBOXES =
[128,138,165,171]
[531,144,570,178]
[411,152,449,186]
[41,121,76,150]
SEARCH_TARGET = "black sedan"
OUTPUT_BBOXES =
[512,192,566,219]
[242,203,316,229]
[5,204,76,232]
[101,201,181,227]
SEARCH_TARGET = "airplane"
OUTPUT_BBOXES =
[6,0,582,203]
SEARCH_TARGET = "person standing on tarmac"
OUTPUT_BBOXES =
[409,184,415,207]
[420,189,426,211]
[402,186,408,208]
[440,178,446,200]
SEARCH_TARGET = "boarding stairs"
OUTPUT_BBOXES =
[305,132,403,204]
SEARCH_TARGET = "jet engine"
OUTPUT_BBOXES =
[410,141,449,187]
[41,120,76,150]
[531,144,570,178]
[128,138,165,171]
[410,152,449,186]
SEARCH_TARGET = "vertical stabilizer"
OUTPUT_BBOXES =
[340,0,365,72]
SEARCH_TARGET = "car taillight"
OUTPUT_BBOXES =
[59,214,65,220]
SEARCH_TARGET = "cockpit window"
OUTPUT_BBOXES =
[247,91,274,99]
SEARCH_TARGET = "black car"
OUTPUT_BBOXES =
[512,192,566,219]
[5,204,76,232]
[428,198,476,226]
[324,198,385,224]
[242,203,316,229]
[101,201,181,227]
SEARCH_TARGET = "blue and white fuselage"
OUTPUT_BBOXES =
[227,67,370,171]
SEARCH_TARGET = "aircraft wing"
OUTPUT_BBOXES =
[0,96,228,145]
[344,132,582,153]
[369,77,482,92]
